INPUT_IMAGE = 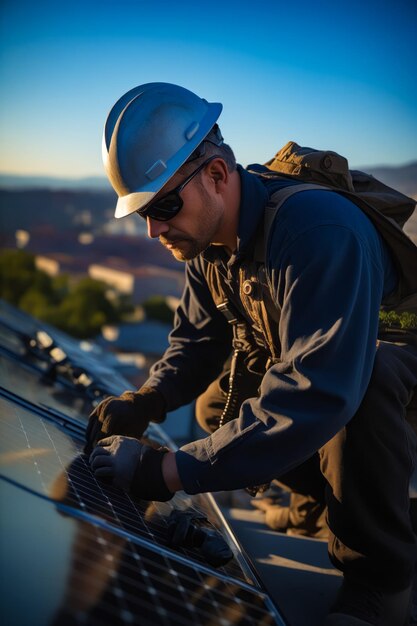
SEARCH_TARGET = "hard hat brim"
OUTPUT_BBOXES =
[115,190,156,219]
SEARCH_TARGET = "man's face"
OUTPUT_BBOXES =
[143,163,224,261]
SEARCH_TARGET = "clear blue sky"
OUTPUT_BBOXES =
[1,0,416,178]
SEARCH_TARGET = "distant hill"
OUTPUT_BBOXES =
[353,162,417,244]
[0,174,110,191]
[1,161,416,195]
[0,187,117,235]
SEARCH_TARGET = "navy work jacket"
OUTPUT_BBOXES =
[145,165,398,494]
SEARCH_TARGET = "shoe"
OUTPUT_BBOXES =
[322,578,412,626]
[251,494,328,538]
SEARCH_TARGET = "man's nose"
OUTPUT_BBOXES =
[147,217,170,239]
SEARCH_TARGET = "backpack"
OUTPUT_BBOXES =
[214,144,417,436]
[253,141,417,316]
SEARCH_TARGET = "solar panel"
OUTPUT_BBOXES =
[0,392,249,582]
[0,352,93,423]
[0,300,288,625]
[0,298,120,376]
[0,316,172,451]
[1,478,283,626]
[0,298,133,400]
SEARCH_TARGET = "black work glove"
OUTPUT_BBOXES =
[84,386,166,455]
[89,435,174,501]
[167,510,234,567]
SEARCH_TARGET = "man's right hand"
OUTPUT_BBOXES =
[84,386,166,455]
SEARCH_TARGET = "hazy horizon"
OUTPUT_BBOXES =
[1,158,416,186]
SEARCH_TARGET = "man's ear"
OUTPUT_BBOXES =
[207,158,228,187]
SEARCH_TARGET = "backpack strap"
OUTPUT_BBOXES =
[254,181,417,313]
[254,183,329,262]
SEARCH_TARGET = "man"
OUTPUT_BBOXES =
[87,83,417,625]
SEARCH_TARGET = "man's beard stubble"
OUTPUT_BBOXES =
[159,235,210,261]
[159,185,219,261]
[159,189,221,261]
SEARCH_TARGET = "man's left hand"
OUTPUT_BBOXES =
[89,435,174,501]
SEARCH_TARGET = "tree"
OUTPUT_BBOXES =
[55,278,120,338]
[0,249,39,305]
[142,295,174,325]
[0,249,133,338]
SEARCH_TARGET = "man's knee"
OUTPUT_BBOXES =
[195,376,228,434]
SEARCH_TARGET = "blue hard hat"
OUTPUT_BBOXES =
[102,83,223,219]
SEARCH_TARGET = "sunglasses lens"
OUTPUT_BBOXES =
[140,193,182,221]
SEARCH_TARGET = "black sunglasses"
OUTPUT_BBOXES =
[137,155,221,222]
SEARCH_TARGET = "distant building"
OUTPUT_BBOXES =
[97,319,172,389]
[89,264,135,295]
[15,229,30,249]
[89,263,184,303]
[34,252,89,278]
[99,319,171,357]
[6,229,186,303]
[35,255,60,276]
